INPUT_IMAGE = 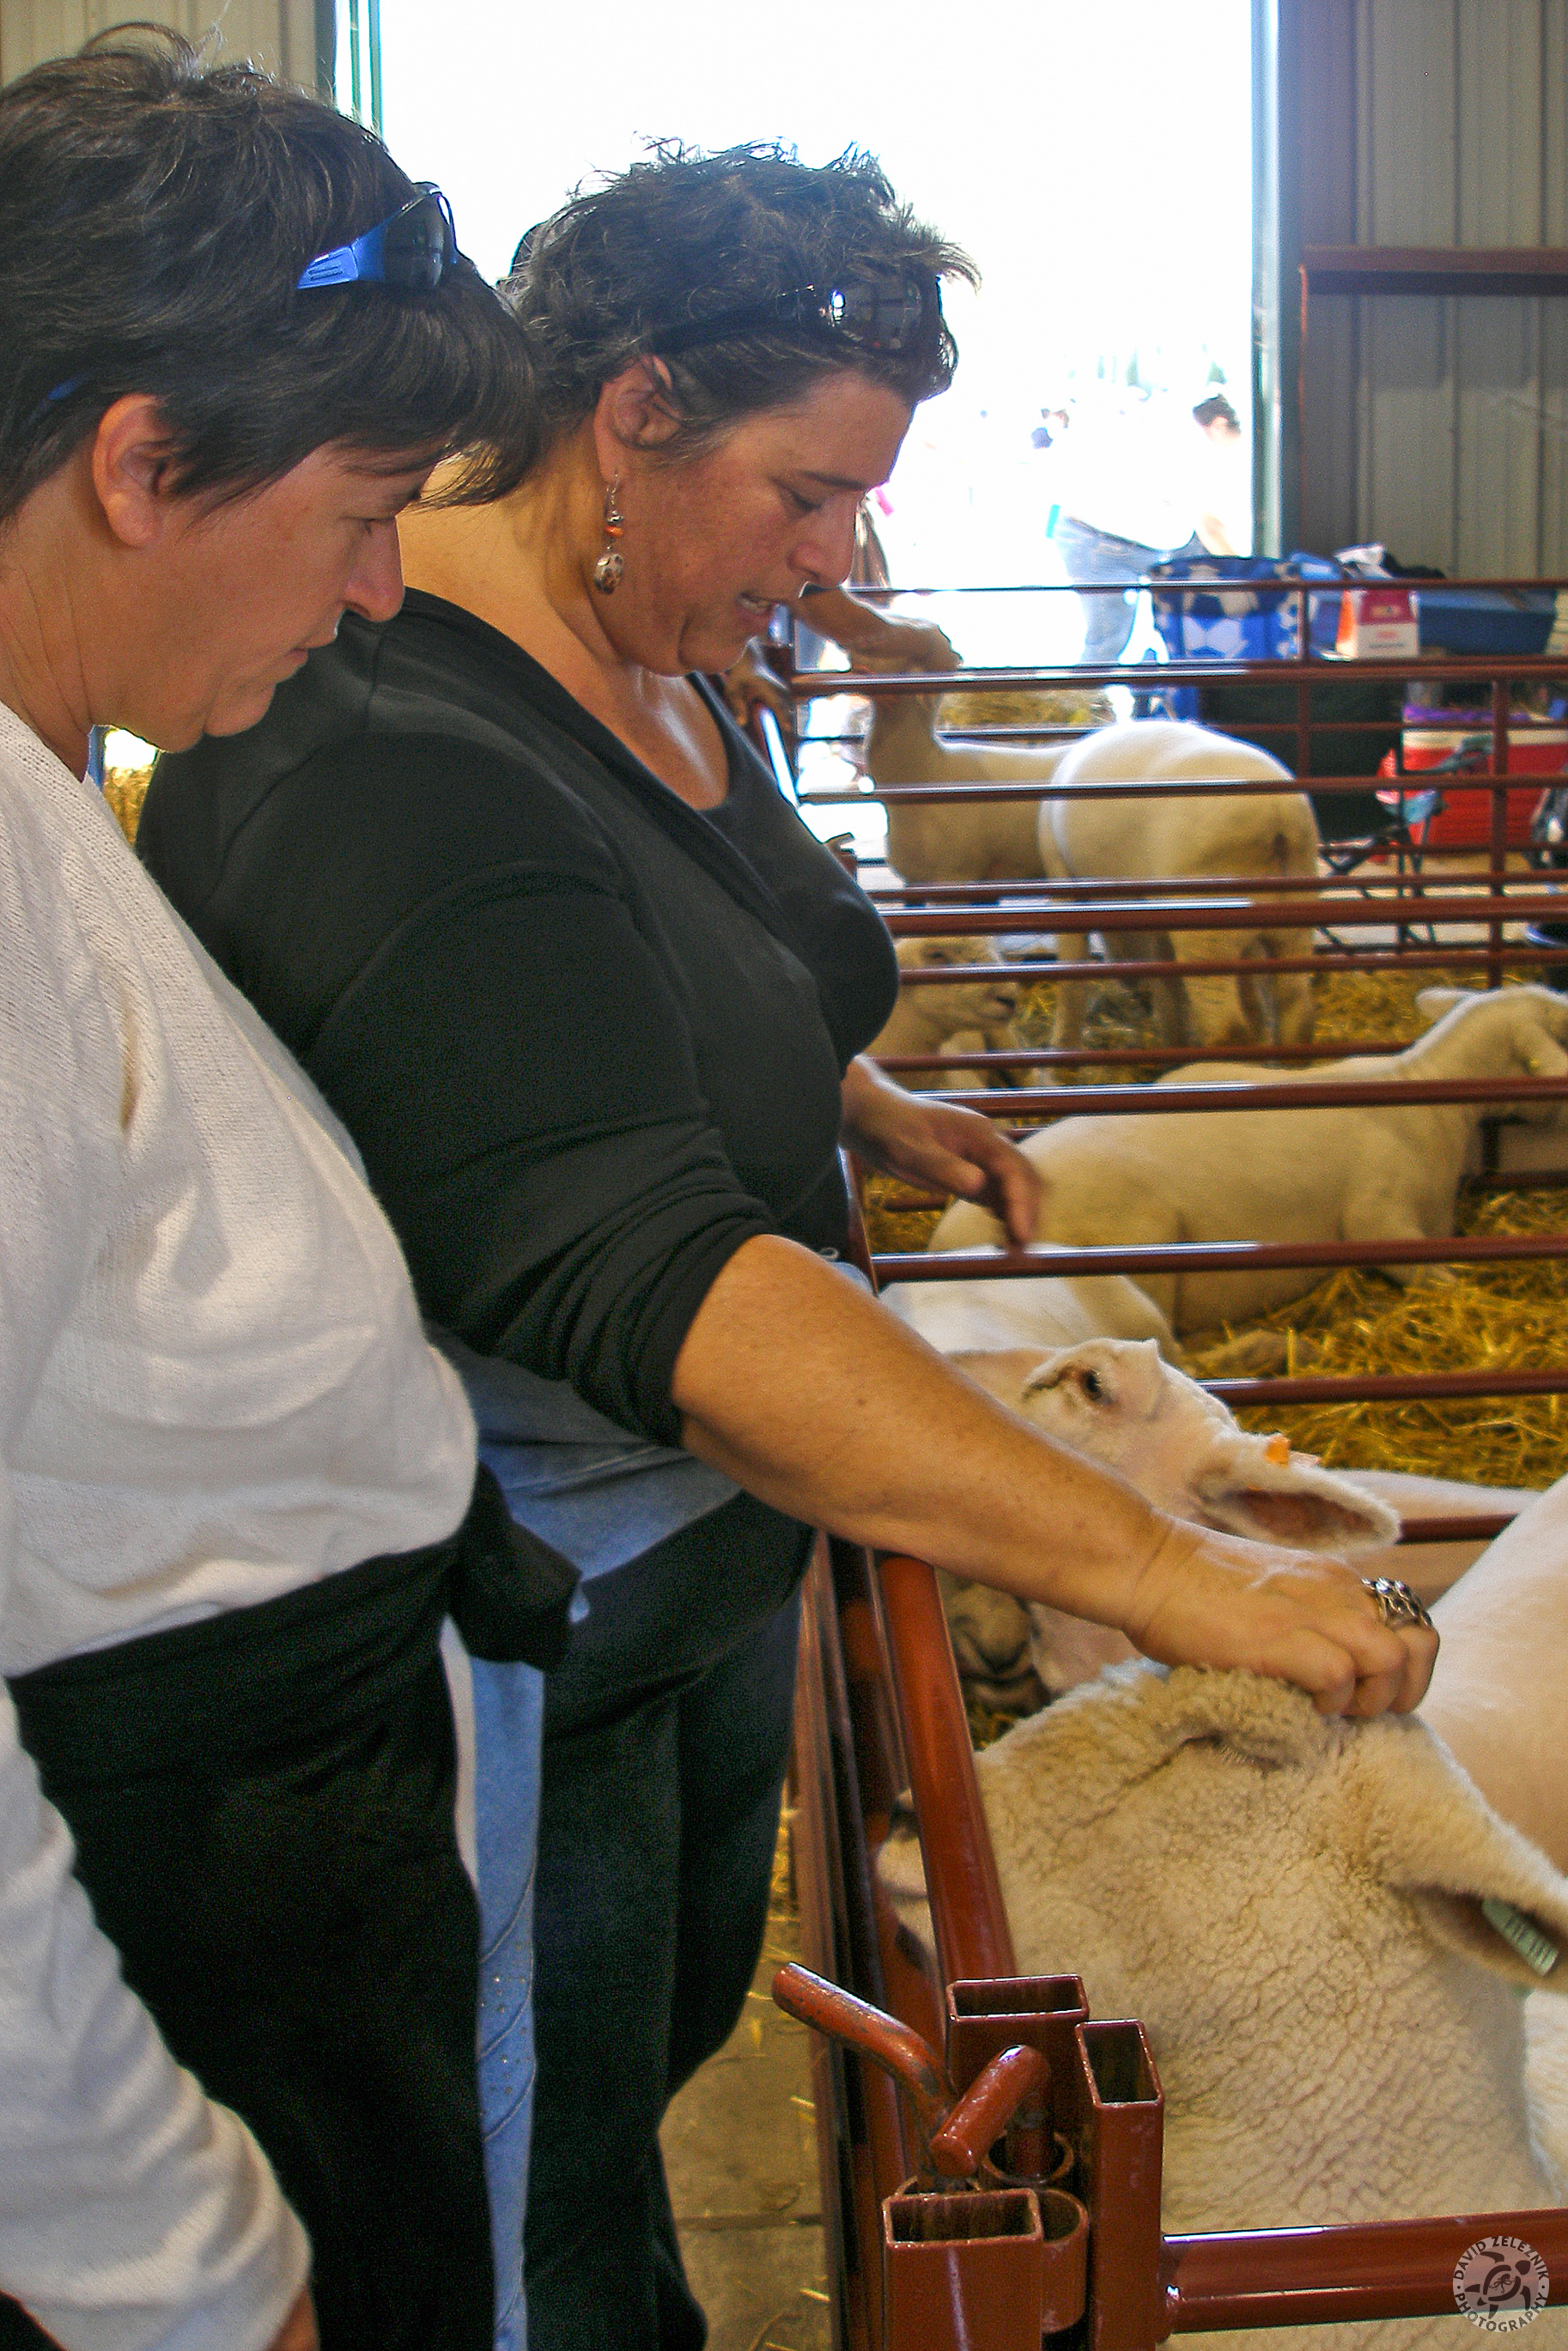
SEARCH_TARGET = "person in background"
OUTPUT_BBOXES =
[0,32,572,2349]
[1048,386,1249,665]
[1189,390,1249,557]
[142,144,1435,2351]
[1030,401,1069,451]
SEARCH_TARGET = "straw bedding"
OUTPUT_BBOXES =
[933,685,1115,735]
[866,961,1568,1491]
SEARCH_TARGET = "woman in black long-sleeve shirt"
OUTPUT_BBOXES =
[143,145,1434,2351]
[142,590,896,1432]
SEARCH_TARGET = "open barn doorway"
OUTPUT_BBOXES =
[368,0,1255,845]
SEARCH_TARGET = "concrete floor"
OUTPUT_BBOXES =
[661,1839,833,2351]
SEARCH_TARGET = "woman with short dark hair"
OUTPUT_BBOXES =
[143,143,1435,2351]
[0,30,568,2351]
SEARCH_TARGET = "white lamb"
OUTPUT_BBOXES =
[868,935,1045,1091]
[913,1333,1396,1709]
[881,1253,1180,1359]
[856,628,1072,887]
[888,1306,1533,1706]
[1036,720,1322,1051]
[880,1660,1568,2351]
[927,985,1568,1336]
[1423,1472,1568,1881]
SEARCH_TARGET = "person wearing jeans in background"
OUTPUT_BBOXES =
[1051,390,1246,665]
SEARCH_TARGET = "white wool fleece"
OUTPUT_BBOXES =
[884,1663,1568,2351]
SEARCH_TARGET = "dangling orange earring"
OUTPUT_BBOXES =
[593,478,625,593]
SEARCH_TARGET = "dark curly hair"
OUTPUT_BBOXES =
[501,143,977,465]
[0,26,538,526]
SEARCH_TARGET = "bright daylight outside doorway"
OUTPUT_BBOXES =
[359,0,1255,859]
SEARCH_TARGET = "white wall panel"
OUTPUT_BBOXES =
[1,1,317,87]
[1456,0,1542,244]
[1303,0,1568,572]
[1358,0,1457,242]
[1356,293,1457,567]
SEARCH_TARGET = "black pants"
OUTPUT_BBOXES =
[523,1492,810,2351]
[0,1550,497,2351]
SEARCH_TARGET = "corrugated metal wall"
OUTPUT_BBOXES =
[0,1,319,90]
[1298,0,1568,572]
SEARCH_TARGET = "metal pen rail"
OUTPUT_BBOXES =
[779,615,1568,2346]
[788,1165,1568,2351]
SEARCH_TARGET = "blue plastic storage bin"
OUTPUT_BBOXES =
[1149,555,1346,667]
[1416,590,1556,657]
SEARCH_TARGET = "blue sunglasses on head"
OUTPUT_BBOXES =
[296,183,460,293]
[35,186,465,419]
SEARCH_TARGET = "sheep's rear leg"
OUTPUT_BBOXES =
[1170,927,1255,1048]
[1049,933,1089,1057]
[1342,1194,1456,1288]
[1261,930,1316,1044]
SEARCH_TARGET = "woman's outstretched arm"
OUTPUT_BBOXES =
[670,1235,1434,1718]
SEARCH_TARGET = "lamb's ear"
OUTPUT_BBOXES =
[1347,1716,1568,1995]
[1414,985,1469,1029]
[1194,1463,1401,1552]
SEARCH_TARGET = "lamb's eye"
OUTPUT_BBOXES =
[1079,1368,1103,1400]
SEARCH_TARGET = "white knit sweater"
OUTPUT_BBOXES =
[0,706,478,2349]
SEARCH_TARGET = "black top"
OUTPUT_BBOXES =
[140,591,896,1446]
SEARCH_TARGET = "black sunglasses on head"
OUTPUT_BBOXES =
[651,274,935,357]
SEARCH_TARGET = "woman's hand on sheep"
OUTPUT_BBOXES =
[1120,1518,1438,1717]
[840,1059,1042,1246]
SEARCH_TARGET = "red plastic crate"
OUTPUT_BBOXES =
[1377,718,1562,848]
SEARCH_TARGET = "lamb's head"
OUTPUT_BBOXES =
[1412,985,1568,1121]
[895,934,1020,1033]
[879,1663,1568,2229]
[935,1570,1039,1712]
[950,1340,1397,1702]
[953,1340,1398,1550]
[852,613,964,739]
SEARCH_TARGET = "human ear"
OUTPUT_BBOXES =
[594,359,684,464]
[88,393,183,550]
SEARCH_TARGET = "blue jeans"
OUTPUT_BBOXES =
[523,1494,811,2351]
[1053,516,1203,666]
[437,1335,744,2350]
